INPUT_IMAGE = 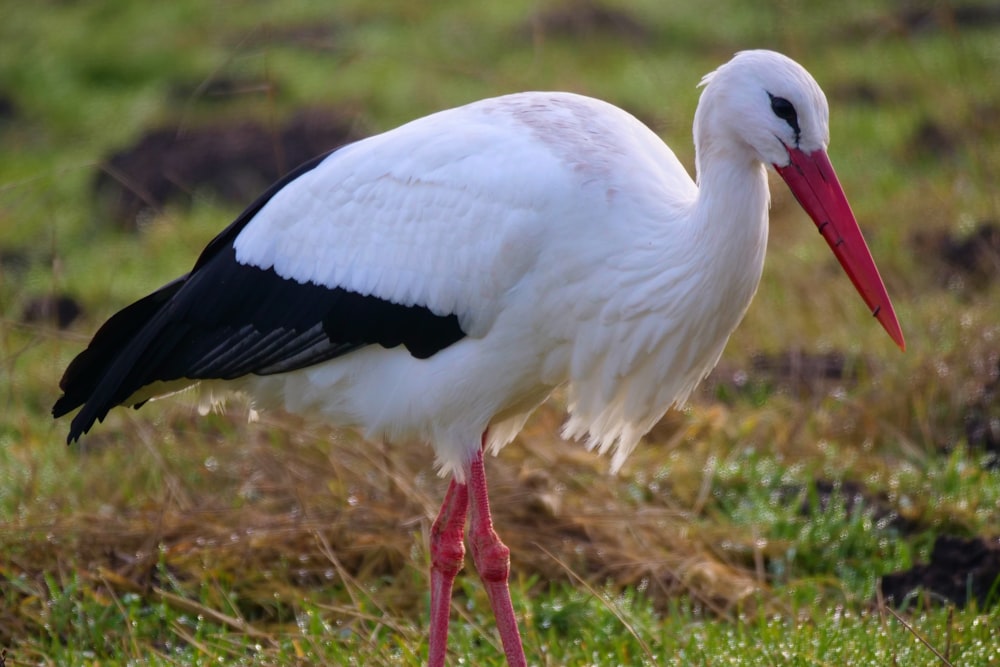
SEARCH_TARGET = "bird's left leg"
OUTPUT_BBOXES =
[467,439,527,667]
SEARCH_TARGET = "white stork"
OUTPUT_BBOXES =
[54,50,904,666]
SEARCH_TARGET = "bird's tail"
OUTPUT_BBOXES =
[52,275,189,442]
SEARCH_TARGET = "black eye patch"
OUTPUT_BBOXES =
[768,93,800,144]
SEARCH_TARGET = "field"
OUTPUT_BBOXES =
[1,0,999,664]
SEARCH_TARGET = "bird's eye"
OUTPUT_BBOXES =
[769,95,796,124]
[768,93,800,141]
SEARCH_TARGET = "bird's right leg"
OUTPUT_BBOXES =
[428,475,469,667]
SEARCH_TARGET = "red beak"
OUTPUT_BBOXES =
[775,147,905,351]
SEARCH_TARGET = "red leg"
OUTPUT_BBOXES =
[428,476,469,667]
[467,445,527,667]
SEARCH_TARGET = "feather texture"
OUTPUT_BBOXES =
[215,92,767,478]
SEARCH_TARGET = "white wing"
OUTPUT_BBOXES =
[233,92,696,338]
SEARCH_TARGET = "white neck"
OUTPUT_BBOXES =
[685,154,771,357]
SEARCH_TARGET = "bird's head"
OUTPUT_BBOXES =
[696,49,830,164]
[695,50,905,350]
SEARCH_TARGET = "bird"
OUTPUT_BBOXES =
[53,50,904,666]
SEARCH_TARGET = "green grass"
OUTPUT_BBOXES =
[3,0,1000,664]
[12,573,1000,665]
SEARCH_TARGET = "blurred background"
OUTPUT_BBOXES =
[1,0,998,664]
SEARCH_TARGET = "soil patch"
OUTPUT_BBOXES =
[524,0,648,41]
[795,478,917,534]
[907,118,959,160]
[93,108,363,229]
[21,294,83,330]
[892,4,1000,34]
[707,349,865,402]
[962,354,1000,465]
[0,247,30,275]
[881,534,1000,608]
[847,4,1000,39]
[0,91,17,122]
[912,221,1000,293]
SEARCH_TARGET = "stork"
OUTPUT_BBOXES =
[53,50,904,665]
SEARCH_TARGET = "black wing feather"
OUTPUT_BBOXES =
[54,147,466,442]
[52,276,187,419]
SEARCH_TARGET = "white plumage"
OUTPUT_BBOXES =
[224,88,764,478]
[55,50,903,666]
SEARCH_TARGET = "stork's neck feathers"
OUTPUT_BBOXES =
[686,97,772,349]
[689,72,771,292]
[688,151,770,329]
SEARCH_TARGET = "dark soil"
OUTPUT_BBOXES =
[913,221,1000,293]
[907,118,960,161]
[881,534,1000,608]
[750,350,860,391]
[0,91,17,122]
[0,247,30,275]
[847,4,1000,39]
[93,108,364,229]
[21,294,83,330]
[796,478,917,534]
[524,0,648,42]
[892,4,1000,34]
[706,349,865,402]
[962,354,1000,464]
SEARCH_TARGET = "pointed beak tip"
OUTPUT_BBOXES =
[876,308,906,351]
[892,329,906,352]
[889,329,906,352]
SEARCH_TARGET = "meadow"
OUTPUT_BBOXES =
[1,0,999,664]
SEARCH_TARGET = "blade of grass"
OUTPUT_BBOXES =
[98,566,274,642]
[535,542,655,663]
[884,605,955,667]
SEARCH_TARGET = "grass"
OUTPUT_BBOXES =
[2,0,1000,664]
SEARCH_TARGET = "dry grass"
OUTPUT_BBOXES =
[2,397,773,645]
